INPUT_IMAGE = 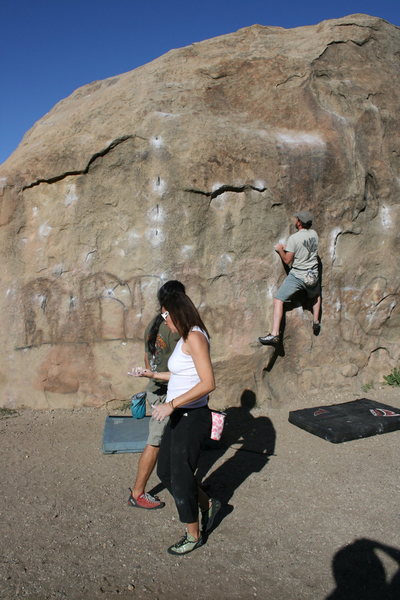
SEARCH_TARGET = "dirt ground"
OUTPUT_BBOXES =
[1,386,399,600]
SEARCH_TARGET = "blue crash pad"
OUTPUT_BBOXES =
[102,415,150,454]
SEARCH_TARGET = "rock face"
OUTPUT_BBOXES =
[1,14,399,409]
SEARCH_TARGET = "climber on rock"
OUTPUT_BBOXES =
[259,210,321,347]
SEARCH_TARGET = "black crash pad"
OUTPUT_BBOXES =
[289,398,400,443]
[102,415,150,454]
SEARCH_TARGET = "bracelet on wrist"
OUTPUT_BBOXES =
[170,399,175,411]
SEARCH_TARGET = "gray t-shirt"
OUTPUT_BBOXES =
[285,229,318,281]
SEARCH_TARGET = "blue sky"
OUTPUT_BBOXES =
[1,0,399,164]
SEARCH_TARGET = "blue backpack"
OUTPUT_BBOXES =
[131,392,147,419]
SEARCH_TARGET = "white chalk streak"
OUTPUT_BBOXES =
[154,111,180,118]
[146,228,165,247]
[39,223,52,238]
[181,245,194,257]
[254,180,267,190]
[380,205,392,229]
[148,205,165,223]
[65,183,78,206]
[276,130,326,148]
[329,227,342,259]
[150,136,163,148]
[152,178,167,195]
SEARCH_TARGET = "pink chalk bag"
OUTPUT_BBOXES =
[210,410,226,441]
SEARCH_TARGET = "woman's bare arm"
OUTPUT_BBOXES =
[140,370,171,382]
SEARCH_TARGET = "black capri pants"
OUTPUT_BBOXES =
[157,405,211,524]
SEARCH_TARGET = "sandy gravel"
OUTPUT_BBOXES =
[1,386,399,600]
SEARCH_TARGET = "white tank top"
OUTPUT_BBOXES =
[166,327,209,409]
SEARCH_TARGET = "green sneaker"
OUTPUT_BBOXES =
[201,498,222,532]
[167,532,203,555]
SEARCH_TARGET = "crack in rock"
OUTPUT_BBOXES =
[200,70,230,80]
[22,136,134,190]
[207,274,230,285]
[334,22,380,31]
[313,36,376,63]
[367,346,391,363]
[331,230,342,265]
[276,73,307,88]
[185,183,267,200]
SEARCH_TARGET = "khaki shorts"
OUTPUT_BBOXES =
[146,389,169,446]
[275,272,320,302]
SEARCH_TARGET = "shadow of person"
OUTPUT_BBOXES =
[326,538,400,600]
[305,254,323,335]
[196,390,276,508]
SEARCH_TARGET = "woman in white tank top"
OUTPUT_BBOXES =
[141,291,221,555]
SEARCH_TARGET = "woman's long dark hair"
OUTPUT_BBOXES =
[163,292,209,340]
[147,280,186,355]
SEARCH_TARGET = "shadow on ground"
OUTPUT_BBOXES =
[196,389,276,505]
[326,538,400,600]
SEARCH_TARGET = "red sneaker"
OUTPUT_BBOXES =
[127,489,165,509]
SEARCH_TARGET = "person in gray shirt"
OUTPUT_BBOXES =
[127,280,185,509]
[259,210,321,346]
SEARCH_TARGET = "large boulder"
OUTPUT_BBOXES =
[1,13,399,409]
